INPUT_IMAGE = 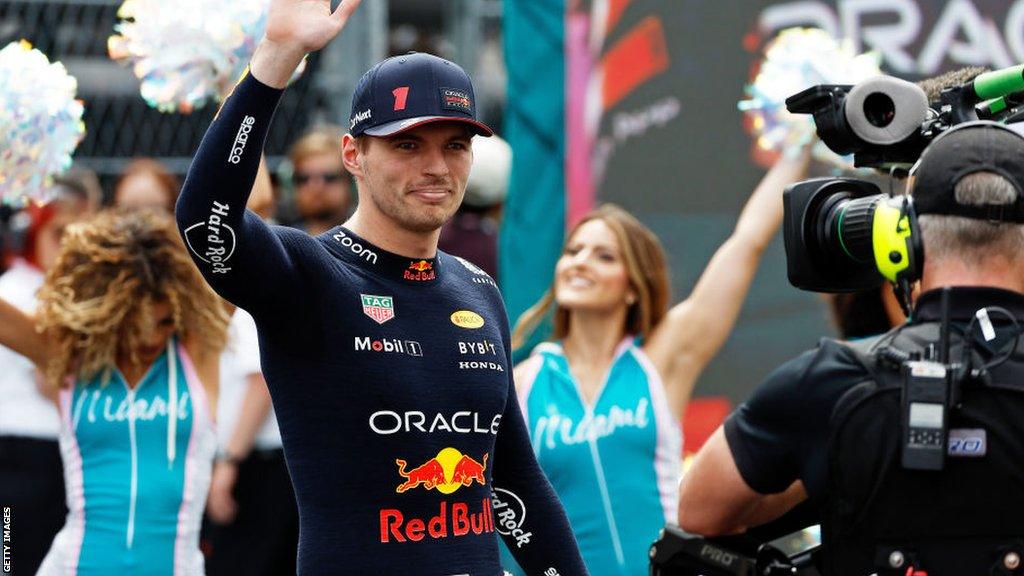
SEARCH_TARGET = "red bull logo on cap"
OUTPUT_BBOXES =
[395,447,488,494]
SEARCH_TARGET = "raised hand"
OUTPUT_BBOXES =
[251,0,363,88]
[265,0,362,54]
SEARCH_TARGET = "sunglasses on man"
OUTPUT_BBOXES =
[294,172,347,186]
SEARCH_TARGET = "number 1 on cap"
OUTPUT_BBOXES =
[393,86,410,111]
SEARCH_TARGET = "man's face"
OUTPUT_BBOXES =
[294,152,350,223]
[345,123,474,233]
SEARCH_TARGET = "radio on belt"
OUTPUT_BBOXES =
[901,359,949,471]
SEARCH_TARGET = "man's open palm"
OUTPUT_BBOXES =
[265,0,363,53]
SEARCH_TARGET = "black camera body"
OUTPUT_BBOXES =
[783,178,888,293]
[649,524,821,576]
[779,66,1024,296]
[786,84,935,170]
[782,176,922,297]
[785,77,935,172]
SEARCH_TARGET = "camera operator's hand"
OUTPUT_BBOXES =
[251,0,363,88]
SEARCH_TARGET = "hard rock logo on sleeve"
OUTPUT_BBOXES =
[184,201,236,274]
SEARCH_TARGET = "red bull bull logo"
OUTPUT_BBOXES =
[403,260,436,281]
[395,448,488,494]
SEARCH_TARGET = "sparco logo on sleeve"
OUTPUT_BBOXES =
[228,116,256,164]
[184,201,236,274]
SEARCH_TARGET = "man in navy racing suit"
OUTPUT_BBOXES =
[175,1,588,574]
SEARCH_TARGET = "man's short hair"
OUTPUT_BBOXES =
[352,135,369,153]
[918,171,1024,263]
[289,125,345,167]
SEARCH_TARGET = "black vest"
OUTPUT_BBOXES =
[822,321,1024,575]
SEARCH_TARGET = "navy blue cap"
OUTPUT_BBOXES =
[348,52,493,138]
[912,121,1024,222]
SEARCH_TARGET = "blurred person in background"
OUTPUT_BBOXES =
[0,207,9,274]
[0,209,229,576]
[62,166,104,214]
[202,171,297,576]
[114,157,180,213]
[507,152,810,575]
[438,133,511,280]
[0,179,93,575]
[287,126,352,235]
[826,288,906,341]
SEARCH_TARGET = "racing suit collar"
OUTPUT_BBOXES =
[322,225,441,284]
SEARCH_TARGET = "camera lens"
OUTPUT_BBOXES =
[823,195,883,264]
[863,92,896,128]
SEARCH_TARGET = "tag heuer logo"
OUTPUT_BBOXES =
[361,294,395,324]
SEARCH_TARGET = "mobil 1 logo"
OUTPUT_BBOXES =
[184,201,236,274]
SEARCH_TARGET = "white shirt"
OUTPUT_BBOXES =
[0,259,61,439]
[216,308,282,450]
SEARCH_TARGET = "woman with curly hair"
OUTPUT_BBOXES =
[0,208,229,576]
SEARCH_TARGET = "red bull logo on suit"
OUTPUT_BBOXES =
[381,447,494,544]
[395,448,488,494]
[379,499,494,543]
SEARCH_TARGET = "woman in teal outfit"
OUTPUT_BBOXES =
[0,209,229,575]
[507,152,810,576]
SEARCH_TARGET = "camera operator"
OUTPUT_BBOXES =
[678,121,1024,575]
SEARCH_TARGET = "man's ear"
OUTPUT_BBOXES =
[342,133,364,179]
